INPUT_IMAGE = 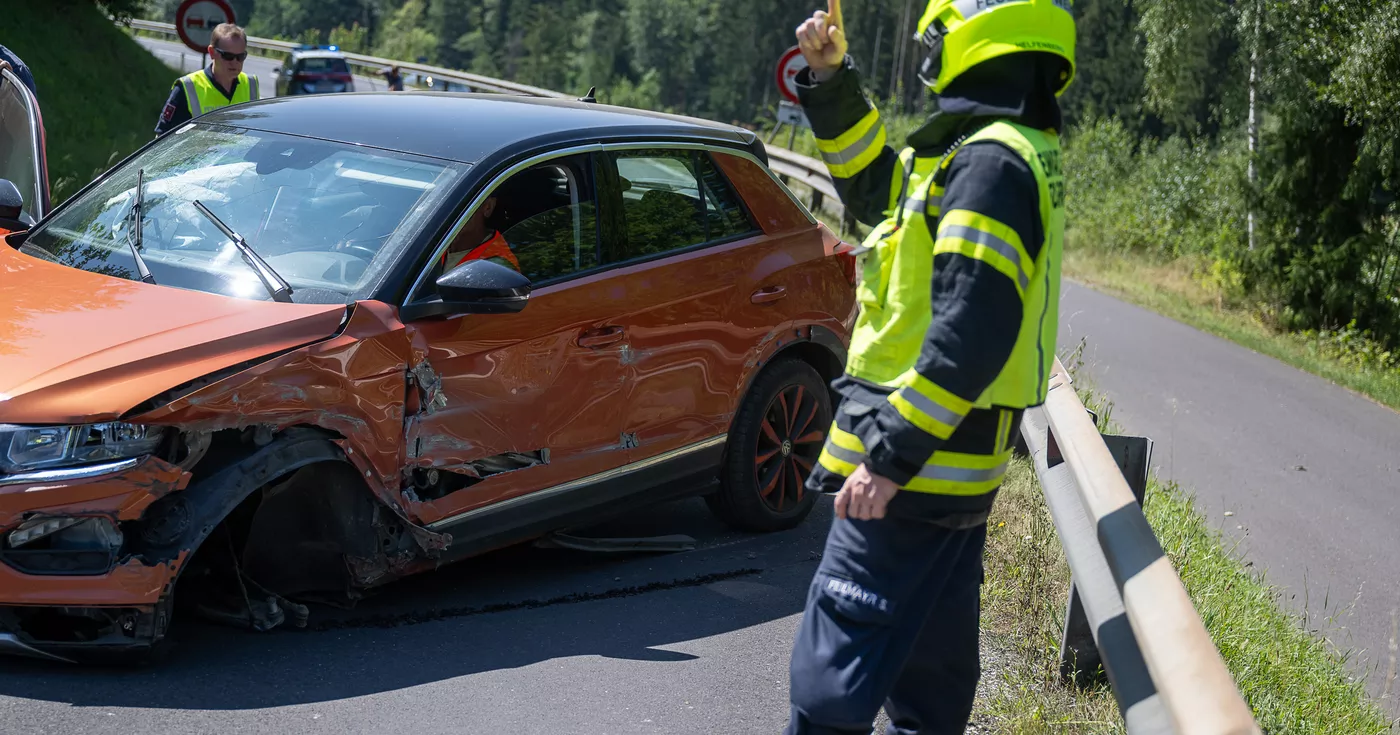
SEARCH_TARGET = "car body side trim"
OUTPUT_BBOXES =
[426,434,728,530]
[0,458,143,488]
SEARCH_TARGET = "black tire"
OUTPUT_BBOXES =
[707,358,832,532]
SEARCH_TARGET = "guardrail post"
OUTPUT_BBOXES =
[1061,432,1155,687]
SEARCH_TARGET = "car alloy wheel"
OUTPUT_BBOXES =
[754,384,825,513]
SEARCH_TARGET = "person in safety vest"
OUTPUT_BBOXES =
[440,195,520,272]
[154,23,260,136]
[784,1,1074,732]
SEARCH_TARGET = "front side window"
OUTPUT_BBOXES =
[609,149,757,263]
[420,154,599,297]
[22,124,466,303]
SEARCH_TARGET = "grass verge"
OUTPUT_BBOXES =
[8,0,176,203]
[967,371,1394,733]
[1063,246,1400,413]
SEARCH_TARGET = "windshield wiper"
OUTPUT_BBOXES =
[126,169,156,284]
[192,199,294,303]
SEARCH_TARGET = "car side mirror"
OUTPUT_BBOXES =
[0,179,29,231]
[272,66,281,74]
[400,259,531,321]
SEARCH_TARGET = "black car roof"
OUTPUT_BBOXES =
[199,92,763,165]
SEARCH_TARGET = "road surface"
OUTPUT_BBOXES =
[1061,282,1400,700]
[135,36,388,96]
[0,497,828,734]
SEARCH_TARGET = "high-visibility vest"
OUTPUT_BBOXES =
[450,231,520,271]
[847,120,1065,412]
[176,70,259,117]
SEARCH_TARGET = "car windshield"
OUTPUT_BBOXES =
[23,124,466,303]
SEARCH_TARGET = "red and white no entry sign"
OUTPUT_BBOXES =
[775,46,809,105]
[175,0,236,55]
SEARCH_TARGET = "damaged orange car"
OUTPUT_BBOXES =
[0,68,855,661]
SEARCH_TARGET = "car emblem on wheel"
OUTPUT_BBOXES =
[781,439,793,457]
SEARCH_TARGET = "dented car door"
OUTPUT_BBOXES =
[400,153,631,534]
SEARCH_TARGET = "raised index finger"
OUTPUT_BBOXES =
[828,0,843,31]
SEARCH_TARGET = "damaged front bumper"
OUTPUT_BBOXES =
[0,456,190,662]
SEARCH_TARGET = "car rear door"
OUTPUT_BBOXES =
[0,65,49,232]
[596,145,824,462]
[401,152,633,531]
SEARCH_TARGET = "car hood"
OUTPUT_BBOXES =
[0,246,348,424]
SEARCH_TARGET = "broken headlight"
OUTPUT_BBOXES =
[0,423,166,475]
[3,516,124,575]
[7,517,122,550]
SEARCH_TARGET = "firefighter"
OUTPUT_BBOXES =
[440,195,521,272]
[785,1,1075,732]
[155,23,260,136]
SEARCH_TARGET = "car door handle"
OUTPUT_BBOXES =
[577,326,625,348]
[750,286,788,304]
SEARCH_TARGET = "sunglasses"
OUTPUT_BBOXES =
[212,47,249,62]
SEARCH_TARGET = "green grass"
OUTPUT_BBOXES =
[7,0,179,203]
[1063,246,1400,413]
[963,365,1396,733]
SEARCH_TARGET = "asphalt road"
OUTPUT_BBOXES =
[0,497,828,734]
[135,37,388,97]
[1061,283,1400,699]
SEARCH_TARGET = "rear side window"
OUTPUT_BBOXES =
[608,150,757,262]
[298,57,350,73]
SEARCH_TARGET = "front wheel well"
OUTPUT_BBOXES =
[127,427,407,635]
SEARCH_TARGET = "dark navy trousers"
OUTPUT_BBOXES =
[785,514,987,735]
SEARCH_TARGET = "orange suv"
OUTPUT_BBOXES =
[0,71,855,661]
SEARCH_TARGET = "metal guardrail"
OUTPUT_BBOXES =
[1023,359,1260,734]
[129,20,1257,730]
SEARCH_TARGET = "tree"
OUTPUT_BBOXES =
[374,0,438,64]
[329,22,371,54]
[1242,0,1400,339]
[1058,0,1148,133]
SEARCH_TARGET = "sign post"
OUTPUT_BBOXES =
[770,46,811,149]
[175,0,236,55]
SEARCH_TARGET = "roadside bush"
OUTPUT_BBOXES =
[1063,118,1248,261]
[1293,322,1400,376]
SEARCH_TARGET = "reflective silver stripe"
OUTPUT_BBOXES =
[917,460,1009,483]
[900,194,942,217]
[820,123,886,167]
[180,77,202,116]
[247,75,260,100]
[940,224,1030,290]
[896,386,963,427]
[824,443,867,466]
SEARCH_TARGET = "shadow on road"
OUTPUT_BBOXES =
[0,497,826,711]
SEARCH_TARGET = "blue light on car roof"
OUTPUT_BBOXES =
[328,45,339,51]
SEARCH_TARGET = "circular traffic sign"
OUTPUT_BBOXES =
[175,0,236,55]
[775,46,809,105]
